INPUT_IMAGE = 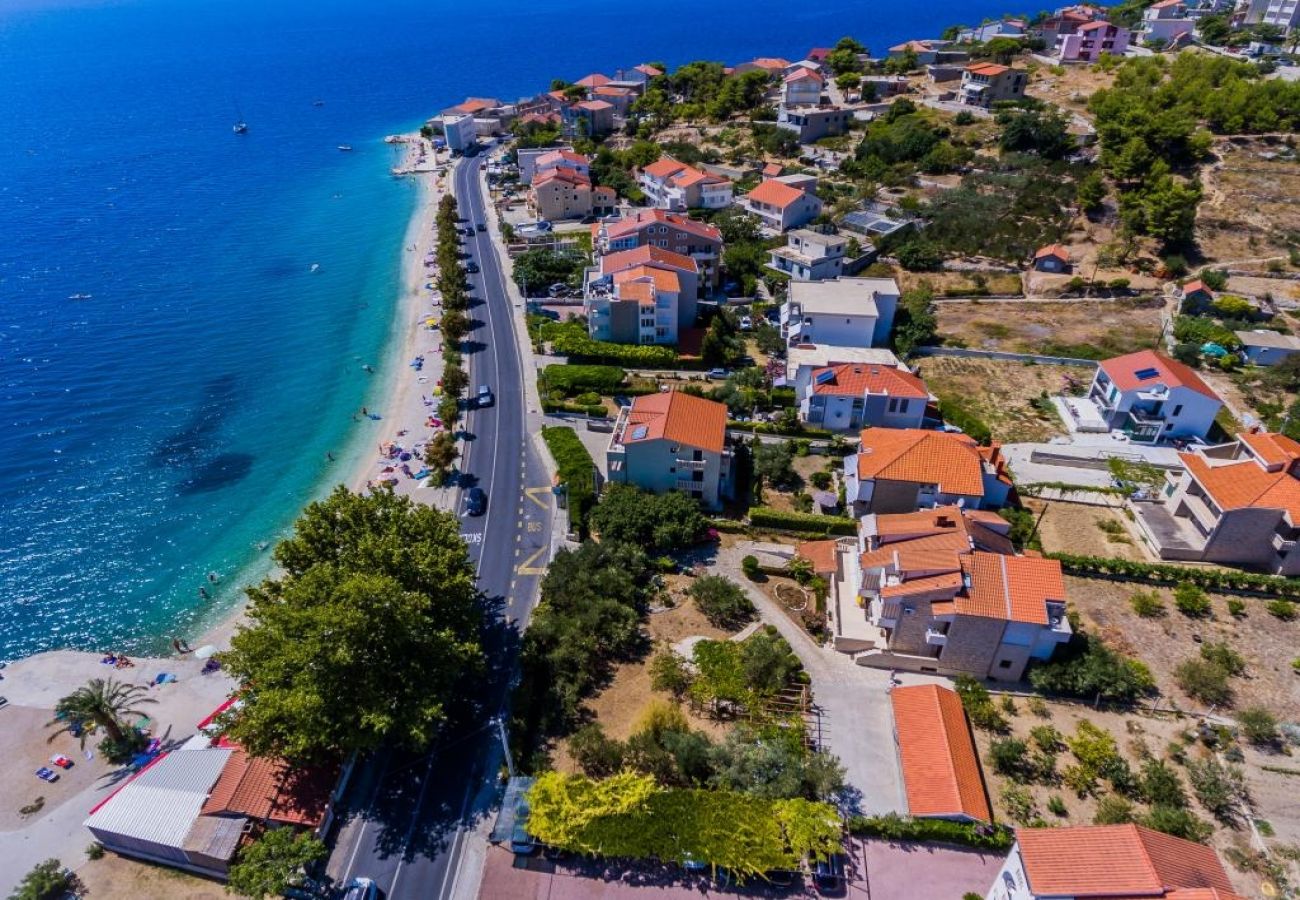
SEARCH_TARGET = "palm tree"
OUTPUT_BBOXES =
[47,677,156,747]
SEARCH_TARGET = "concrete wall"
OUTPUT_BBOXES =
[866,479,923,514]
[940,615,1007,678]
[913,346,1101,367]
[1203,506,1285,569]
[800,312,879,347]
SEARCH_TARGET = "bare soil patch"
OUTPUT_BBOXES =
[1026,499,1155,563]
[1199,138,1300,273]
[899,270,1023,296]
[1025,63,1117,119]
[935,298,1163,357]
[75,855,234,900]
[914,356,1092,443]
[1064,575,1300,721]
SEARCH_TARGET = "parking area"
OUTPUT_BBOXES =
[478,837,1004,899]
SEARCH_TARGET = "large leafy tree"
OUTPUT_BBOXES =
[226,828,327,899]
[8,860,80,900]
[588,483,707,552]
[47,678,155,748]
[221,487,482,760]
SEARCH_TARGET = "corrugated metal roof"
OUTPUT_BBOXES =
[85,747,232,849]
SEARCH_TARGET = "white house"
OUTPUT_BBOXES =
[782,67,824,106]
[1138,0,1195,43]
[780,277,899,348]
[958,19,1027,42]
[440,114,478,153]
[798,361,931,432]
[984,824,1238,900]
[1237,330,1300,367]
[637,157,733,211]
[606,391,733,509]
[767,229,848,281]
[1079,350,1223,443]
[742,178,823,232]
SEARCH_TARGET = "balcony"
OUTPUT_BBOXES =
[925,627,948,647]
[676,478,706,493]
[1273,532,1297,554]
[1122,410,1164,443]
[676,458,706,471]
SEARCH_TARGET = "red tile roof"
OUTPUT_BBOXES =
[957,551,1065,625]
[891,685,992,822]
[762,163,784,177]
[1240,429,1300,468]
[1016,825,1239,898]
[614,265,681,294]
[856,428,989,497]
[796,539,839,574]
[201,749,337,828]
[784,66,824,84]
[967,62,1011,76]
[1181,278,1210,296]
[532,168,592,189]
[1078,19,1114,30]
[746,178,807,210]
[745,57,791,71]
[1034,243,1070,261]
[808,48,834,61]
[601,209,723,245]
[1099,350,1218,400]
[600,245,699,275]
[577,99,614,111]
[1180,445,1300,522]
[616,281,655,303]
[624,391,727,454]
[575,73,611,88]
[634,64,664,77]
[536,149,589,167]
[809,363,929,399]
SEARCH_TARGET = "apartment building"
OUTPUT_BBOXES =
[958,63,1028,107]
[530,167,615,222]
[606,391,733,509]
[767,229,848,281]
[843,428,1014,515]
[798,361,931,432]
[780,277,899,348]
[593,209,724,291]
[741,178,824,232]
[637,157,733,211]
[1080,350,1223,443]
[776,106,852,144]
[1056,21,1132,61]
[586,265,684,345]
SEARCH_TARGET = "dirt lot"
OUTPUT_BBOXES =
[1199,138,1300,275]
[1025,62,1117,119]
[1065,575,1300,721]
[970,697,1294,898]
[898,270,1024,296]
[935,298,1164,357]
[914,356,1092,443]
[552,584,739,772]
[75,855,234,900]
[1026,499,1156,562]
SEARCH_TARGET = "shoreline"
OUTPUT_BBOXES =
[193,133,451,651]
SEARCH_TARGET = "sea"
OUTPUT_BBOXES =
[0,0,1017,662]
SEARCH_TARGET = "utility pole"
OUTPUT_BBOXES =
[495,716,516,780]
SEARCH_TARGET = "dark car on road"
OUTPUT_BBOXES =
[464,486,487,516]
[476,222,486,232]
[466,261,480,274]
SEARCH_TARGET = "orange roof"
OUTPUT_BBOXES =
[616,281,655,303]
[746,57,791,71]
[967,62,1011,76]
[1099,350,1218,400]
[594,85,632,96]
[624,391,727,454]
[449,98,496,114]
[1240,429,1300,468]
[634,63,664,77]
[1016,825,1238,898]
[532,168,591,188]
[575,73,611,88]
[891,685,992,822]
[746,178,806,210]
[642,157,689,179]
[1034,243,1070,261]
[762,162,783,177]
[1182,278,1209,296]
[536,149,589,168]
[577,99,614,111]
[889,40,934,52]
[600,244,699,275]
[855,428,987,497]
[809,362,929,399]
[784,66,824,83]
[796,539,839,574]
[601,209,722,244]
[614,265,681,293]
[201,748,337,828]
[1078,18,1113,30]
[1180,449,1300,522]
[957,552,1064,625]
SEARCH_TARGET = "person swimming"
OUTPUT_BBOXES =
[326,451,336,461]
[198,586,209,600]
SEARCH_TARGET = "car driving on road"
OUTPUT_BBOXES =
[464,486,487,516]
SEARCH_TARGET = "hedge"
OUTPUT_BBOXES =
[747,507,856,536]
[541,400,609,417]
[935,398,992,445]
[727,421,836,439]
[541,364,627,396]
[539,321,679,367]
[848,814,1014,851]
[541,426,597,535]
[1048,552,1300,598]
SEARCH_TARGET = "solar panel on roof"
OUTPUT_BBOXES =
[630,425,648,440]
[1134,367,1160,380]
[814,369,836,385]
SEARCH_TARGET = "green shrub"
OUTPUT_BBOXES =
[847,814,1014,850]
[1185,757,1247,824]
[1001,784,1039,824]
[936,398,992,444]
[990,737,1031,778]
[1267,599,1297,620]
[1130,590,1165,617]
[1093,795,1136,825]
[1173,582,1211,617]
[809,470,833,490]
[741,555,761,580]
[649,651,693,698]
[541,364,627,396]
[1140,758,1187,809]
[541,426,596,535]
[1199,641,1245,676]
[1045,553,1300,597]
[689,575,757,629]
[1226,598,1246,618]
[1237,706,1279,747]
[8,860,81,900]
[86,842,105,861]
[954,675,1008,732]
[1027,697,1051,718]
[747,507,856,536]
[1030,724,1063,752]
[1047,795,1068,817]
[1028,634,1154,703]
[1174,657,1233,706]
[1141,805,1213,843]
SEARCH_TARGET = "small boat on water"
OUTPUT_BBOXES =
[310,263,320,273]
[68,293,93,300]
[233,121,248,135]
[338,145,353,152]
[313,99,325,107]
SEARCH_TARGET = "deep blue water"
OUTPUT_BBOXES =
[0,0,1014,661]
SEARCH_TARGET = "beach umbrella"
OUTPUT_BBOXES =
[193,644,219,660]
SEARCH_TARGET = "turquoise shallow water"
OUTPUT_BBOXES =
[0,0,1018,662]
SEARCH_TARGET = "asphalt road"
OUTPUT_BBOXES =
[326,148,550,900]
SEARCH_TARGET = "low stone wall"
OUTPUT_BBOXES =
[912,346,1101,367]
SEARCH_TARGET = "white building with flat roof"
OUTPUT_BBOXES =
[440,114,478,153]
[781,277,899,348]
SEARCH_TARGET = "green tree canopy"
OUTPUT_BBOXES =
[220,487,482,760]
[588,483,707,552]
[226,828,327,899]
[8,860,80,900]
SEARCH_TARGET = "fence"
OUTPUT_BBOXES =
[912,346,1101,367]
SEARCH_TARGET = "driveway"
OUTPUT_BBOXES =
[477,837,1004,899]
[710,545,908,817]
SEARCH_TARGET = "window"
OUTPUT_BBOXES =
[1172,404,1183,417]
[898,399,909,413]
[888,398,899,413]
[998,659,1013,669]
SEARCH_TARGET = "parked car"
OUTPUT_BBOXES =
[706,368,729,379]
[547,282,569,298]
[476,223,486,232]
[466,261,480,274]
[739,316,753,331]
[340,877,379,900]
[510,802,537,855]
[35,767,59,783]
[476,384,493,408]
[49,755,74,769]
[464,486,487,516]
